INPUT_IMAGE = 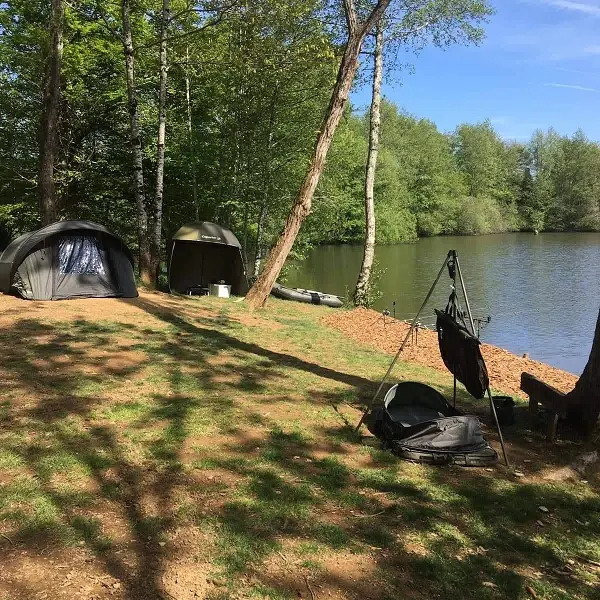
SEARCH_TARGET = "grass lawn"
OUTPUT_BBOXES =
[0,291,598,600]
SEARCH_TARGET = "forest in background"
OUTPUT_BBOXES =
[1,0,600,271]
[308,106,600,247]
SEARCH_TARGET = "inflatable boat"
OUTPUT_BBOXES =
[271,282,343,308]
[367,382,498,466]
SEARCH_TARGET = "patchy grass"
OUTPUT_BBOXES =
[0,291,598,600]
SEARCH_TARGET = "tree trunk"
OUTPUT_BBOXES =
[185,45,199,220]
[566,307,600,436]
[121,0,151,284]
[242,201,249,270]
[151,0,171,285]
[354,23,383,307]
[245,0,391,309]
[253,86,277,278]
[38,0,64,226]
[253,201,267,278]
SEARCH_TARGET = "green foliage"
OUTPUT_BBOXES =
[0,0,599,266]
[456,196,507,235]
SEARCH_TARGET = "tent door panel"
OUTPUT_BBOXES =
[52,235,119,299]
[107,246,137,297]
[15,247,53,299]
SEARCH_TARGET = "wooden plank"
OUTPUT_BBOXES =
[547,412,559,443]
[520,372,569,417]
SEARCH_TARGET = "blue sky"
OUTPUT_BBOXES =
[352,0,600,141]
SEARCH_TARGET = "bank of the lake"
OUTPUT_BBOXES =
[286,232,600,375]
[323,307,578,399]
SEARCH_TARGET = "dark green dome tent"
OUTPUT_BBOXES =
[168,222,248,295]
[0,220,138,300]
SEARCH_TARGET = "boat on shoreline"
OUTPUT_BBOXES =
[271,282,343,308]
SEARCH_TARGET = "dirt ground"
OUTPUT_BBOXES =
[322,307,579,398]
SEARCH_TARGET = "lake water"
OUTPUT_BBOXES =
[286,233,600,375]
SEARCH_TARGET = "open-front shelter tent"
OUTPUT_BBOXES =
[0,220,138,300]
[167,222,248,295]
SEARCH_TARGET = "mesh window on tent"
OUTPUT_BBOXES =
[58,236,106,275]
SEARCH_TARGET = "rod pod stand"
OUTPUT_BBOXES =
[354,250,510,467]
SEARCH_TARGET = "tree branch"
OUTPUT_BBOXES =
[136,7,232,52]
[343,0,358,35]
[361,0,393,38]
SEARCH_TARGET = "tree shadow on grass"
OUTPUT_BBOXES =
[0,310,292,598]
[0,294,390,599]
[126,294,600,599]
[0,294,598,600]
[195,423,600,599]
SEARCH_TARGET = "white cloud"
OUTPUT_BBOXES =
[543,82,598,91]
[539,0,600,15]
[500,133,531,141]
[497,20,600,62]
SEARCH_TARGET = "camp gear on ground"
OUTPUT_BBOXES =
[355,249,509,466]
[366,382,498,465]
[167,222,248,296]
[209,283,231,298]
[0,220,137,300]
[492,396,515,426]
[271,282,343,307]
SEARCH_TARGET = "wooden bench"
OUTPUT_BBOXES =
[520,372,569,442]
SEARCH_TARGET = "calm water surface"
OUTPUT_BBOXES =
[286,233,600,375]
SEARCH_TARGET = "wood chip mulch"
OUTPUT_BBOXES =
[323,308,578,398]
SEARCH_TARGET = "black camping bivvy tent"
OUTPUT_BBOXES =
[0,220,138,300]
[167,222,248,295]
[367,382,498,466]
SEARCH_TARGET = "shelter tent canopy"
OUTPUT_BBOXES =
[168,222,248,296]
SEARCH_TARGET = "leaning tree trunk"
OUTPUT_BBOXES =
[354,23,383,307]
[121,0,152,285]
[566,307,600,436]
[38,0,64,226]
[151,0,171,285]
[245,0,391,309]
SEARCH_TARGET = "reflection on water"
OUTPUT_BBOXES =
[286,233,600,375]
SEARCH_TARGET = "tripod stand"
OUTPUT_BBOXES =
[355,250,509,467]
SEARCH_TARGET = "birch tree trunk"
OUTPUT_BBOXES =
[245,0,392,309]
[354,23,383,307]
[566,307,600,436]
[38,0,64,225]
[151,0,171,284]
[185,45,199,220]
[121,0,152,284]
